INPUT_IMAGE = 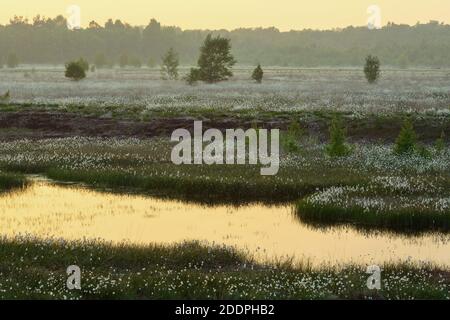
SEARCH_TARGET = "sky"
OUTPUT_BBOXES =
[1,0,449,31]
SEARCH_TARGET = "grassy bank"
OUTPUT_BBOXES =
[296,175,450,233]
[0,137,449,229]
[297,200,450,233]
[0,238,448,300]
[42,166,359,204]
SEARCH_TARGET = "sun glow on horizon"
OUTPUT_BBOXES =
[1,0,450,31]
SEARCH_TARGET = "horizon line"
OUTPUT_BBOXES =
[1,14,448,33]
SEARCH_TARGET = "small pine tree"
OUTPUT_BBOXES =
[435,131,446,153]
[161,48,179,80]
[288,120,304,139]
[6,53,19,68]
[394,118,417,155]
[326,116,351,157]
[364,55,380,84]
[185,68,201,85]
[252,64,264,83]
[65,61,86,81]
[281,120,304,153]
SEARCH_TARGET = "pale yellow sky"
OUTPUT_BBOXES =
[2,0,449,31]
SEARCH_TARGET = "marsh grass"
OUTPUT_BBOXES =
[0,238,448,300]
[43,166,362,205]
[0,172,28,192]
[296,200,450,234]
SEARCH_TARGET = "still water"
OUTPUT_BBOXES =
[1,179,449,267]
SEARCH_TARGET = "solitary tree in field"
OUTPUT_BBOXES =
[65,61,86,81]
[6,53,19,68]
[161,48,179,80]
[252,64,264,83]
[364,55,380,84]
[186,34,236,84]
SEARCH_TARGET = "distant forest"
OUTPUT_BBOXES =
[1,15,450,67]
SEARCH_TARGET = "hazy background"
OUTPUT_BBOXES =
[2,0,450,30]
[0,0,449,67]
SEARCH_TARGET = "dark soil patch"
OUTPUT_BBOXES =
[0,111,448,142]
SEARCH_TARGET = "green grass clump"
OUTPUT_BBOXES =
[0,172,28,192]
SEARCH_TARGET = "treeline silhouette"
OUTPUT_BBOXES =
[1,15,449,67]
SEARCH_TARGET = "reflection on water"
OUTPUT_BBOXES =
[1,180,449,267]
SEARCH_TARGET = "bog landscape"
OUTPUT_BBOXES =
[0,11,449,300]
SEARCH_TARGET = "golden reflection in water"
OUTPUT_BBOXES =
[1,181,449,267]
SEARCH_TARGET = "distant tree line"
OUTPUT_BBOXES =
[1,15,449,67]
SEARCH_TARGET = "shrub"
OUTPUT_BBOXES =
[364,55,380,84]
[185,68,201,85]
[287,120,304,138]
[281,135,300,153]
[326,116,351,157]
[252,64,264,83]
[65,61,86,81]
[281,121,304,153]
[394,118,417,155]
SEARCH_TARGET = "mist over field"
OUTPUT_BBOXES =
[0,16,449,67]
[1,2,450,303]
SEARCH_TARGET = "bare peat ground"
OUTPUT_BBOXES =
[0,110,448,142]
